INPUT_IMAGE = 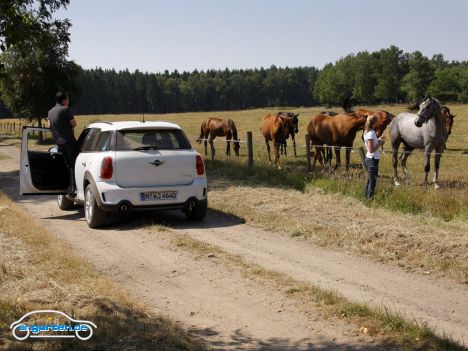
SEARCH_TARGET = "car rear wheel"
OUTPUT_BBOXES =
[57,195,75,210]
[184,198,207,221]
[85,185,108,228]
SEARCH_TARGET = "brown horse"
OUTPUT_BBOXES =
[197,118,240,157]
[352,108,394,137]
[307,113,368,172]
[261,113,293,169]
[441,106,456,137]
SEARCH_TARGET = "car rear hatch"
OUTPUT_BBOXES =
[115,128,195,188]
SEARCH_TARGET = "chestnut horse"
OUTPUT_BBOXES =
[441,106,456,138]
[261,113,293,169]
[320,109,394,165]
[197,117,240,157]
[307,113,368,172]
[352,108,394,137]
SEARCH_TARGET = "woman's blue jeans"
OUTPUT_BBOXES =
[364,157,379,199]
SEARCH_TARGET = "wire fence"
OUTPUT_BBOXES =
[2,122,467,185]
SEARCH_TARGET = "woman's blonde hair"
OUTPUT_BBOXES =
[365,114,378,132]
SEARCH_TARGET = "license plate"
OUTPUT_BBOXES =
[140,191,177,201]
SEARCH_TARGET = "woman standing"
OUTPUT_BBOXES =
[364,115,385,199]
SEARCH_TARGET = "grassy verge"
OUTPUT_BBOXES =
[206,159,468,222]
[0,192,204,351]
[156,229,465,351]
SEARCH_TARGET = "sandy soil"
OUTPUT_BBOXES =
[0,143,466,349]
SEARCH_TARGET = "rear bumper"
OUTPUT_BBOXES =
[94,177,207,212]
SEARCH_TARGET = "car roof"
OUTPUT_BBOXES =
[87,121,182,131]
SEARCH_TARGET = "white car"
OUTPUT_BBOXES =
[20,121,208,228]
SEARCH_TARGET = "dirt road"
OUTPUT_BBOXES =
[1,143,466,349]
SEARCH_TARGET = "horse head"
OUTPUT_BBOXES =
[288,113,299,134]
[233,139,240,156]
[414,96,441,127]
[441,106,456,135]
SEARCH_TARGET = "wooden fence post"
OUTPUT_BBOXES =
[358,147,367,171]
[305,134,312,174]
[247,131,254,175]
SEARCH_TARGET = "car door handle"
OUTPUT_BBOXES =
[81,162,86,166]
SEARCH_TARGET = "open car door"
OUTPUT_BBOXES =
[20,127,68,195]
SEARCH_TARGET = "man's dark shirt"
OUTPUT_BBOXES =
[48,103,76,144]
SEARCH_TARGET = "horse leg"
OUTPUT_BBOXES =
[226,131,232,156]
[392,140,401,186]
[203,139,208,156]
[433,146,443,190]
[345,147,351,174]
[274,140,281,169]
[423,147,432,187]
[209,136,215,159]
[334,147,342,171]
[265,140,272,163]
[292,135,297,158]
[313,145,323,171]
[400,147,413,183]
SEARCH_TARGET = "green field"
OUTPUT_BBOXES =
[2,104,467,220]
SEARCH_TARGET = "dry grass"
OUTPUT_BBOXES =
[2,104,467,218]
[0,192,204,351]
[206,176,468,283]
[155,229,465,351]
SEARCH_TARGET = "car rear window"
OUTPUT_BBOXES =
[116,129,191,150]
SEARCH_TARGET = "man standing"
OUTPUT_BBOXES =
[48,92,78,195]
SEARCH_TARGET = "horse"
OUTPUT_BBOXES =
[261,113,293,169]
[441,106,456,138]
[352,108,395,137]
[278,112,299,157]
[197,117,240,157]
[389,96,447,189]
[307,113,368,172]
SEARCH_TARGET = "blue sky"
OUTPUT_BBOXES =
[58,0,468,73]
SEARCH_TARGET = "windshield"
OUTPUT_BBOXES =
[116,129,191,151]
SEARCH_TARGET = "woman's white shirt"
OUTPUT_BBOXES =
[364,130,381,159]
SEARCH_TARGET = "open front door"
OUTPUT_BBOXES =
[20,127,68,195]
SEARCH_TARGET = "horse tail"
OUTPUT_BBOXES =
[228,119,238,141]
[197,120,206,144]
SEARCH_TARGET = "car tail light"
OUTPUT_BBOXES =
[100,157,113,179]
[196,155,205,175]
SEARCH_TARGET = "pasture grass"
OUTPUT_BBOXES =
[0,192,205,350]
[2,103,467,220]
[161,230,466,350]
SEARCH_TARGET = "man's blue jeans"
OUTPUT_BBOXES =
[364,157,379,199]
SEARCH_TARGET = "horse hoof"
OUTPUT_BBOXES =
[434,183,441,190]
[394,180,401,187]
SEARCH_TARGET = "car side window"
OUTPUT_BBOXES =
[80,128,101,152]
[94,131,113,152]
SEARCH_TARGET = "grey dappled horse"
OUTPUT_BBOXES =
[389,96,448,189]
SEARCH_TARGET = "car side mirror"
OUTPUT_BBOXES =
[48,146,59,153]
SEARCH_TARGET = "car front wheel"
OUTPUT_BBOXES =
[57,195,74,210]
[85,185,108,228]
[184,198,208,221]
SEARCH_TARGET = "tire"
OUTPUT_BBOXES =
[184,198,208,221]
[57,195,75,210]
[84,185,108,228]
